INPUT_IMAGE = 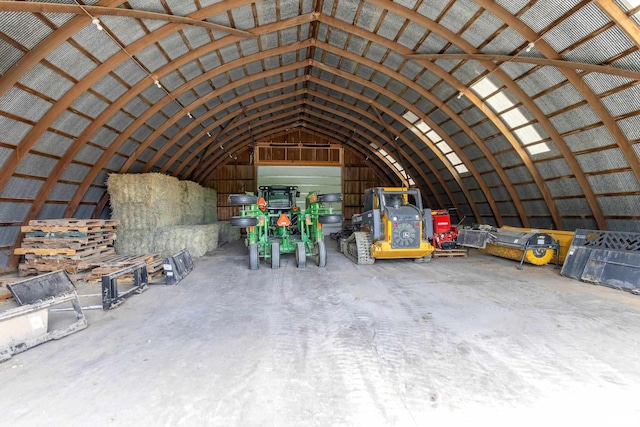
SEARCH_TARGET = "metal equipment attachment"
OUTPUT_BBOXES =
[561,229,640,292]
[457,226,559,269]
[101,262,149,310]
[2,271,87,363]
[163,249,194,285]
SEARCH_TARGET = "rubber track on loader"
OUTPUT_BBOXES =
[343,231,374,265]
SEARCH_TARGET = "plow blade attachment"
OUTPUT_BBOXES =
[561,229,640,293]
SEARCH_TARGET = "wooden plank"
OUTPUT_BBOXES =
[0,286,13,301]
[14,247,77,255]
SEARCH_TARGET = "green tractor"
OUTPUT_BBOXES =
[229,185,343,269]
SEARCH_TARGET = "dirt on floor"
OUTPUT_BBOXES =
[1,239,640,426]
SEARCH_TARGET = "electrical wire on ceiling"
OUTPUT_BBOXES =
[72,0,219,141]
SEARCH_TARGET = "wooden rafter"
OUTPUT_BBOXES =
[0,1,256,38]
[405,53,640,81]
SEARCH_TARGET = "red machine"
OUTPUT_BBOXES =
[431,209,459,249]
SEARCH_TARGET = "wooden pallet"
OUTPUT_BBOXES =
[26,219,119,228]
[433,248,468,258]
[85,254,164,282]
[21,235,116,249]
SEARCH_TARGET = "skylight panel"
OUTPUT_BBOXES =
[470,76,499,98]
[486,91,514,113]
[501,107,529,128]
[415,120,431,133]
[454,164,469,174]
[526,142,550,155]
[403,111,419,123]
[426,130,441,143]
[436,141,452,154]
[513,124,542,145]
[446,152,462,165]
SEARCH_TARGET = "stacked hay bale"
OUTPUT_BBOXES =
[108,173,182,255]
[108,173,237,257]
[181,180,206,225]
[204,188,218,223]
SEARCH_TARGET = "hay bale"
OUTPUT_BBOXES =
[218,221,240,244]
[204,187,218,223]
[180,181,206,225]
[108,173,183,228]
[153,224,221,257]
[114,229,154,255]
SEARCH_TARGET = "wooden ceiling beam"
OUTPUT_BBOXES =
[406,53,640,81]
[0,1,256,38]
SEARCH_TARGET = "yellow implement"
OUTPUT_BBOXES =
[500,226,575,264]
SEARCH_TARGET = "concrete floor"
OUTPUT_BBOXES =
[1,239,640,426]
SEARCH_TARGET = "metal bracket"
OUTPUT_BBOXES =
[1,291,87,363]
[101,262,148,310]
[162,249,194,285]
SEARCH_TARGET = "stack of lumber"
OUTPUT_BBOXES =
[15,219,119,276]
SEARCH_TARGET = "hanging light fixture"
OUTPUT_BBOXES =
[91,17,103,31]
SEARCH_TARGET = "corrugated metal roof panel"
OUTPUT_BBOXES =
[536,158,571,180]
[563,126,615,152]
[0,202,30,222]
[564,26,633,65]
[37,203,67,220]
[521,200,551,216]
[49,182,79,201]
[16,154,57,178]
[0,87,52,122]
[588,171,640,194]
[0,176,42,199]
[601,85,640,117]
[462,10,504,48]
[546,177,582,197]
[92,75,128,101]
[518,67,567,97]
[61,164,90,182]
[534,85,583,116]
[520,0,584,34]
[33,132,74,156]
[598,195,640,216]
[556,198,592,217]
[549,104,600,134]
[0,12,53,49]
[576,148,629,173]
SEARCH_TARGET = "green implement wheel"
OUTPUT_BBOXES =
[271,242,280,269]
[295,242,306,268]
[249,243,259,270]
[314,240,327,267]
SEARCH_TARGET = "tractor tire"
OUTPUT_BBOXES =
[271,242,280,269]
[229,216,258,227]
[249,243,259,270]
[319,214,343,224]
[229,194,258,205]
[314,240,327,267]
[295,242,306,268]
[318,193,342,203]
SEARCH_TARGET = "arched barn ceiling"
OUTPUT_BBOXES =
[1,0,639,267]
